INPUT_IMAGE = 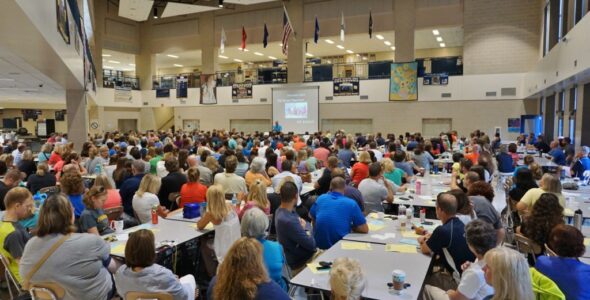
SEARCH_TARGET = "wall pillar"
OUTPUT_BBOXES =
[137,23,155,90]
[200,13,218,74]
[286,0,304,83]
[92,0,106,86]
[393,0,416,62]
[66,90,88,151]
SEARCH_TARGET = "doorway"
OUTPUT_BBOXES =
[183,119,200,132]
[422,118,452,138]
[118,119,138,133]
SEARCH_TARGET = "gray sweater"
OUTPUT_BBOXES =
[114,264,188,300]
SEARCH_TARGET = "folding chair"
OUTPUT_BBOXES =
[514,233,542,264]
[0,253,25,300]
[29,282,65,300]
[126,291,173,300]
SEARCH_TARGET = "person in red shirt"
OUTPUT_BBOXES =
[179,167,208,208]
[464,144,480,165]
[350,151,371,186]
[313,142,331,168]
[47,144,64,167]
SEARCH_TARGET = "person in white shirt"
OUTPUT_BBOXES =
[422,219,496,300]
[368,142,383,162]
[213,155,247,195]
[258,140,270,158]
[11,144,25,166]
[132,174,162,223]
[271,160,303,206]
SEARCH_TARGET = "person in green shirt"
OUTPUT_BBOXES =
[382,158,407,186]
[149,147,163,174]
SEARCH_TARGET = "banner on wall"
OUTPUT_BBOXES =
[200,74,217,104]
[114,86,132,102]
[508,118,521,133]
[55,110,66,121]
[389,61,418,101]
[176,76,188,98]
[333,77,359,96]
[232,83,253,100]
[423,73,449,85]
[156,89,170,98]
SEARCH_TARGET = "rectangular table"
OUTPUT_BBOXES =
[165,209,201,223]
[344,214,441,245]
[290,240,432,300]
[103,217,212,258]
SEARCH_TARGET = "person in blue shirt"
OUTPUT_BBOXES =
[547,141,566,166]
[535,224,590,300]
[570,146,590,179]
[272,121,282,133]
[119,160,146,217]
[310,177,368,249]
[496,144,515,173]
[241,207,287,291]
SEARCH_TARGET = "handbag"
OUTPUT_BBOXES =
[21,234,70,290]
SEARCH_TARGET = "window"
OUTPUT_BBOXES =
[568,86,578,142]
[559,0,568,38]
[540,97,545,114]
[544,2,551,56]
[557,92,565,137]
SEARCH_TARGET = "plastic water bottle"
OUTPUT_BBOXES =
[398,204,406,217]
[574,209,583,231]
[94,164,102,175]
[406,205,414,222]
[231,193,238,208]
[200,202,207,217]
[420,208,426,223]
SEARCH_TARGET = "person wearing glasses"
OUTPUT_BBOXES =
[79,186,114,235]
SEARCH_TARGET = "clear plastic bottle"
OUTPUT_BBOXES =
[398,204,406,218]
[231,193,238,208]
[406,205,414,222]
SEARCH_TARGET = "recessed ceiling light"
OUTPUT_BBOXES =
[436,37,443,42]
[384,41,391,46]
[305,53,313,57]
[268,56,277,60]
[362,57,367,60]
[233,58,243,62]
[218,55,228,59]
[108,60,120,64]
[376,34,384,40]
[432,29,440,35]
[167,54,179,58]
[102,54,111,57]
[254,52,264,56]
[325,39,334,44]
[346,50,354,54]
[439,43,446,47]
[279,43,283,47]
[390,46,396,50]
[356,54,361,57]
[103,66,113,69]
[336,45,345,49]
[173,64,183,67]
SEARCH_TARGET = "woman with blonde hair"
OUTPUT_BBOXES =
[0,154,15,170]
[26,163,56,194]
[350,151,371,186]
[132,174,162,223]
[207,237,290,300]
[382,157,407,186]
[238,180,270,220]
[483,247,534,300]
[197,185,240,263]
[93,174,122,210]
[516,173,565,213]
[330,257,366,300]
[48,143,64,166]
[37,143,53,164]
[205,155,223,178]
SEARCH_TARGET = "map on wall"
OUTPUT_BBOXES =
[389,62,418,101]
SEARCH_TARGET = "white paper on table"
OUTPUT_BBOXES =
[116,234,129,241]
[370,233,396,240]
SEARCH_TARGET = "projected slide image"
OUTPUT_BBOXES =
[285,102,308,119]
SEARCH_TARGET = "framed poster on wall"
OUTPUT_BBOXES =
[200,74,217,104]
[333,77,359,96]
[232,83,253,100]
[389,61,418,101]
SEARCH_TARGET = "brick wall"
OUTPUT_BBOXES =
[463,0,542,74]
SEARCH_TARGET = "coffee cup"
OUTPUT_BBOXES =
[392,269,406,294]
[110,220,124,233]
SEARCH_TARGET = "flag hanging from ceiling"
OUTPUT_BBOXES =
[282,5,293,55]
[340,11,345,41]
[220,26,226,53]
[263,23,269,48]
[369,11,373,38]
[314,16,319,44]
[241,26,247,50]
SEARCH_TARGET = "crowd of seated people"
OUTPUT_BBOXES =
[0,127,587,299]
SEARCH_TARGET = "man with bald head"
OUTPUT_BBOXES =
[418,192,475,277]
[310,177,368,249]
[187,154,212,186]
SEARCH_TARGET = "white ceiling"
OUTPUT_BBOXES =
[102,49,137,71]
[118,0,154,22]
[0,46,64,104]
[156,50,202,69]
[415,27,463,49]
[161,2,220,18]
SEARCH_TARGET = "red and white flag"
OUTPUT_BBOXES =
[281,5,293,55]
[241,26,247,50]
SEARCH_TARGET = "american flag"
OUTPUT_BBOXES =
[281,6,293,55]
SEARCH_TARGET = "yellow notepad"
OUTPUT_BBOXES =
[111,244,126,255]
[341,241,372,250]
[385,244,417,253]
[307,262,330,274]
[368,212,379,219]
[368,223,385,231]
[401,231,420,239]
[584,238,589,246]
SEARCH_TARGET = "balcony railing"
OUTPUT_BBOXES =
[102,70,140,90]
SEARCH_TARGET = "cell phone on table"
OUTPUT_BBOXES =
[317,261,332,270]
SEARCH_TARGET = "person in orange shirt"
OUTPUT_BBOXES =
[293,136,306,152]
[179,167,208,208]
[464,144,480,165]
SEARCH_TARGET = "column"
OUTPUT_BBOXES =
[136,22,156,91]
[286,0,304,83]
[200,13,218,74]
[92,0,106,86]
[393,0,416,62]
[66,89,88,152]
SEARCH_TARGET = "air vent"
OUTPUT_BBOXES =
[232,99,238,103]
[501,88,516,96]
[142,102,148,106]
[260,98,267,102]
[574,60,577,67]
[360,95,369,100]
[441,93,452,98]
[325,96,333,101]
[485,91,496,97]
[555,71,559,77]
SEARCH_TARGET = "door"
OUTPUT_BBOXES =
[521,115,543,137]
[118,119,138,133]
[45,119,56,136]
[183,119,200,132]
[321,119,373,134]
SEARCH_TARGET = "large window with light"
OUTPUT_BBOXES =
[557,91,565,137]
[569,86,578,142]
